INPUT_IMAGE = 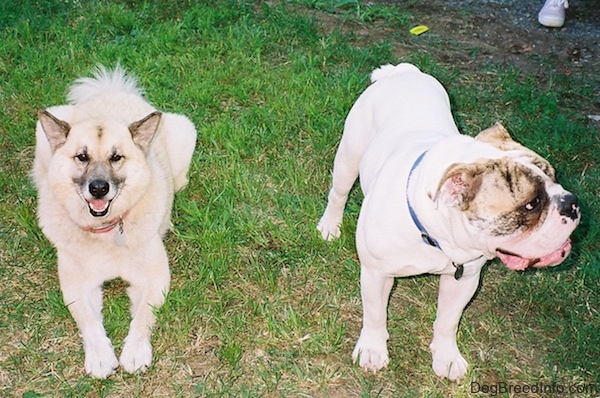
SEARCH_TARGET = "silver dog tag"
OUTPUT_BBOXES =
[115,220,126,246]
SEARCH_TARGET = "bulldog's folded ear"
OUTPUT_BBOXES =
[475,122,512,145]
[475,122,556,180]
[475,122,527,153]
[433,163,486,209]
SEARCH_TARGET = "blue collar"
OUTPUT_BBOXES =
[406,150,468,280]
[406,151,441,249]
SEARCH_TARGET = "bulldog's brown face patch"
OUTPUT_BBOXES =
[466,159,550,236]
[435,123,581,270]
[438,158,551,237]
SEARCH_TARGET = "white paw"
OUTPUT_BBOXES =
[430,343,468,381]
[120,335,152,374]
[83,337,119,379]
[317,216,341,241]
[352,334,389,372]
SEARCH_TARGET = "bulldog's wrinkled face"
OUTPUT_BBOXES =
[435,123,580,270]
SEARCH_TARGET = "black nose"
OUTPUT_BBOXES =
[557,193,579,220]
[89,179,110,199]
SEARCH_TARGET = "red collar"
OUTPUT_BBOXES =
[82,211,129,234]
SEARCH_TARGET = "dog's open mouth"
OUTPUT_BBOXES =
[88,199,111,217]
[496,239,572,271]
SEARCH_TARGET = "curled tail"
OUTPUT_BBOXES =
[67,64,142,104]
[370,63,421,83]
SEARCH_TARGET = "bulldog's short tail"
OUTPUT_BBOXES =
[67,64,142,105]
[370,63,421,83]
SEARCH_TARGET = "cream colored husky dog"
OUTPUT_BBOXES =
[33,66,196,378]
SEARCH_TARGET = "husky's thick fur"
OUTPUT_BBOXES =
[33,66,196,378]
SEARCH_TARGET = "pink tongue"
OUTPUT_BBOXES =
[89,199,109,211]
[497,252,530,271]
[497,240,572,271]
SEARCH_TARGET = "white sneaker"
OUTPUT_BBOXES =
[538,0,569,27]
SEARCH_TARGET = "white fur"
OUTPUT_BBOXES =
[67,65,142,104]
[33,66,196,378]
[318,63,579,381]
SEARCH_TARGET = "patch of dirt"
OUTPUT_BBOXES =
[403,0,600,77]
[304,0,600,118]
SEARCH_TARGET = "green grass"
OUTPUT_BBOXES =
[1,0,599,396]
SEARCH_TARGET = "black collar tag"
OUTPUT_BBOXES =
[453,263,464,280]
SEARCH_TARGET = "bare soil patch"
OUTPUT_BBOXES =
[393,0,599,74]
[306,0,600,118]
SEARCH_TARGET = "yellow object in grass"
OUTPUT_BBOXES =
[409,25,429,36]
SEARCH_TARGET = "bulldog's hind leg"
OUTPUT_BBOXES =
[430,272,482,381]
[318,107,372,241]
[352,267,394,371]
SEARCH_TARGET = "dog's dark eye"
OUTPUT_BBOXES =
[523,197,541,212]
[76,153,89,162]
[110,154,123,163]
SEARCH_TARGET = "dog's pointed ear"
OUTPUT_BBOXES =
[433,162,486,209]
[38,110,71,153]
[129,111,162,152]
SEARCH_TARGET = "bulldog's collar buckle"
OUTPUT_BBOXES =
[421,233,439,248]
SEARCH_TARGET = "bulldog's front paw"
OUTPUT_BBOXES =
[120,335,152,374]
[83,336,119,379]
[317,215,341,241]
[352,335,389,372]
[430,343,468,381]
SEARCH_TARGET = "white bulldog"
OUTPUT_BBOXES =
[317,63,580,381]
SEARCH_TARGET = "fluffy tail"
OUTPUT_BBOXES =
[370,63,421,83]
[67,65,142,104]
